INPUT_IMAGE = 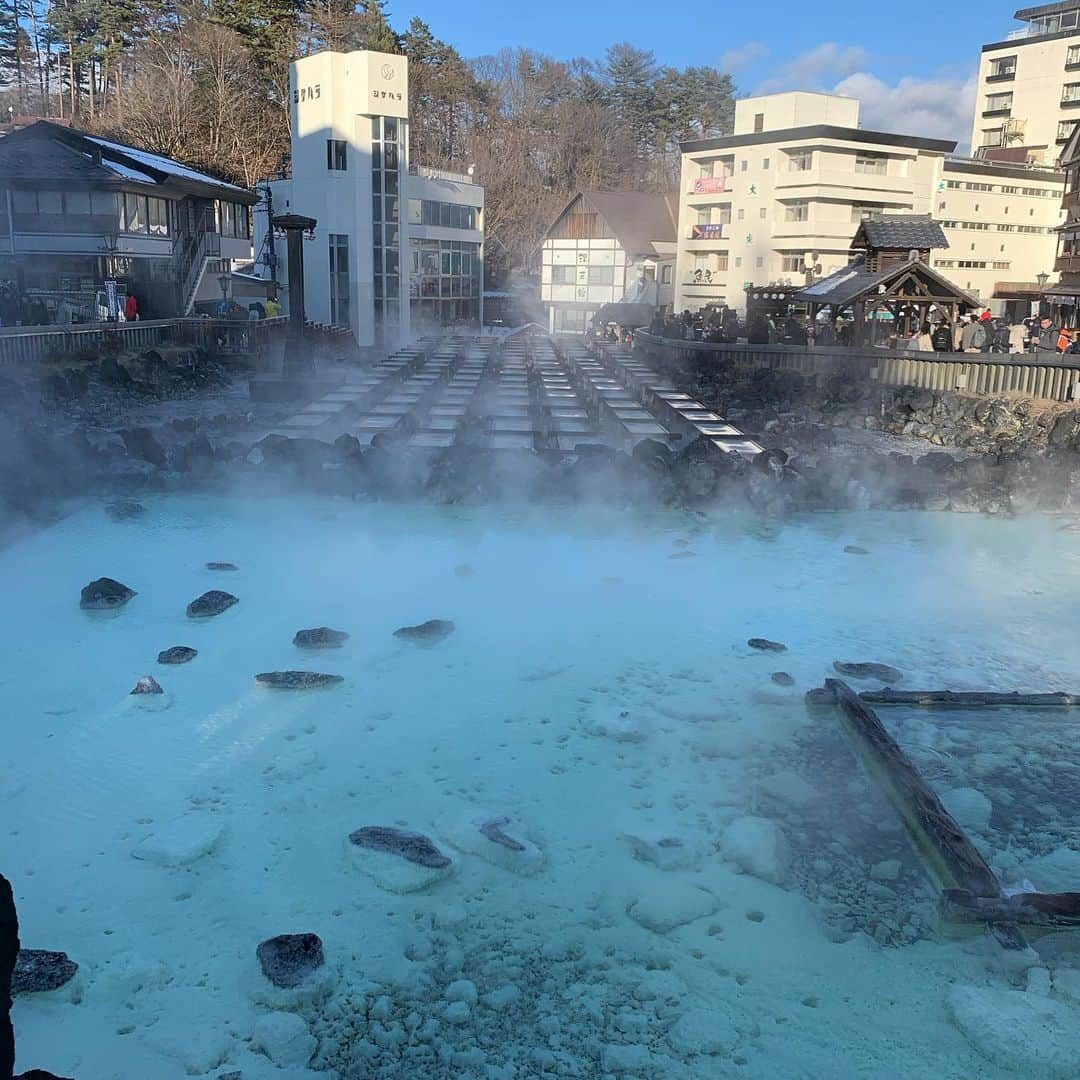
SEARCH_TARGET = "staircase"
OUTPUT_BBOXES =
[171,210,222,316]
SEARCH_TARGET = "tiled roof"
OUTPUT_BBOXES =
[856,216,948,252]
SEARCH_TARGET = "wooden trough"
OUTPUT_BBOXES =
[859,689,1080,709]
[816,679,1080,946]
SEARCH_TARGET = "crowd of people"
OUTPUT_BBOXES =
[644,304,1078,356]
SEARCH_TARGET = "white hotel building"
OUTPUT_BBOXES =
[254,49,484,349]
[674,91,1063,319]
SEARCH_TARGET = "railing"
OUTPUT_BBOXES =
[1056,253,1080,272]
[409,163,476,186]
[0,315,287,366]
[633,332,1080,405]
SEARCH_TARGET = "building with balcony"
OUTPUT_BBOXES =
[973,4,1080,164]
[252,48,484,349]
[538,190,677,334]
[0,121,256,322]
[1045,119,1080,321]
[674,91,1062,320]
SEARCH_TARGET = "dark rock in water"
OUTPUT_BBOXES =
[121,426,167,468]
[843,545,870,555]
[805,686,835,707]
[833,661,903,683]
[454,564,474,578]
[205,562,238,571]
[393,619,455,644]
[479,817,526,852]
[669,551,698,560]
[748,638,787,653]
[15,1069,76,1079]
[187,590,238,618]
[105,499,145,522]
[131,675,164,695]
[12,950,78,995]
[293,627,349,649]
[80,577,136,610]
[349,826,451,868]
[771,672,796,687]
[256,933,324,989]
[631,438,674,469]
[158,646,197,665]
[255,671,343,689]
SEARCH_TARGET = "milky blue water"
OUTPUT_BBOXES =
[4,496,1080,1078]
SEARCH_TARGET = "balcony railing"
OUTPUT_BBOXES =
[1055,253,1080,272]
[986,71,1016,82]
[409,163,476,185]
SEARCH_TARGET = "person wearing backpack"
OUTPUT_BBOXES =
[962,318,985,352]
[931,321,953,352]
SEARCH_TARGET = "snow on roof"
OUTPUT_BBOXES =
[86,136,249,194]
[82,152,158,184]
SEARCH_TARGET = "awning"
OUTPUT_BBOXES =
[992,281,1045,299]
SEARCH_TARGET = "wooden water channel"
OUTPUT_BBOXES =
[817,680,1080,947]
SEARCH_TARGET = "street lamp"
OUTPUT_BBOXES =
[1037,271,1050,289]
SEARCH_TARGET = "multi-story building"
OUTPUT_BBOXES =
[673,91,1062,320]
[1046,120,1080,322]
[538,190,677,333]
[253,48,484,349]
[0,120,255,321]
[973,3,1080,164]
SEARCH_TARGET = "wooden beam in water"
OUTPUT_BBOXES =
[823,679,1002,899]
[860,690,1080,708]
[942,889,1080,930]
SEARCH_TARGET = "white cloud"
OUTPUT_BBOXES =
[757,43,869,93]
[720,42,770,74]
[832,71,978,152]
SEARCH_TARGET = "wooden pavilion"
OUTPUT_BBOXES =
[794,216,979,346]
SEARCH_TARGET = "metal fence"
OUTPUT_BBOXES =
[632,333,1080,405]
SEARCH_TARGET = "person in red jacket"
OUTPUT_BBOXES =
[124,293,139,322]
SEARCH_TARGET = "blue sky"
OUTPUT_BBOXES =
[401,0,1004,147]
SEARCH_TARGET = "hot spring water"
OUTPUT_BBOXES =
[4,495,1080,1078]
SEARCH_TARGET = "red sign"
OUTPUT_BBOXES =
[693,176,727,195]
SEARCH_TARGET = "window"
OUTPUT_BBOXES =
[698,161,713,179]
[781,255,803,273]
[753,113,764,133]
[762,157,770,170]
[965,182,993,192]
[327,139,347,171]
[1059,120,1079,141]
[1064,83,1080,103]
[993,260,1010,270]
[716,205,732,225]
[788,149,813,172]
[990,56,1016,78]
[64,191,91,214]
[329,233,350,325]
[737,208,745,221]
[588,265,614,285]
[984,92,1013,114]
[851,203,884,223]
[759,207,767,219]
[755,256,764,268]
[740,160,748,172]
[148,197,169,236]
[11,190,36,213]
[1069,44,1080,66]
[551,265,575,285]
[661,264,672,284]
[121,192,145,233]
[91,191,116,215]
[734,256,742,268]
[37,191,62,213]
[854,153,887,175]
[997,223,1016,232]
[784,200,809,222]
[981,128,1004,147]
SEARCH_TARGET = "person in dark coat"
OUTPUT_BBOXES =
[931,321,953,352]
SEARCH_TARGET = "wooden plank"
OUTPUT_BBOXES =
[860,690,1080,708]
[822,679,1002,898]
[942,889,1080,930]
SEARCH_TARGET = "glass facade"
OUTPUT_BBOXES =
[407,200,478,230]
[372,115,404,328]
[409,238,481,323]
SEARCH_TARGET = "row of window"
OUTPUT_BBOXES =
[407,200,478,230]
[934,259,1010,270]
[945,179,1056,197]
[10,188,116,216]
[696,148,887,179]
[989,39,1080,83]
[409,238,481,299]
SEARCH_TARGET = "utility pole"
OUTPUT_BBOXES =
[262,182,277,288]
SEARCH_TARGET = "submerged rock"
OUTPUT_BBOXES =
[252,1011,316,1068]
[435,810,545,876]
[478,816,526,852]
[843,545,870,555]
[748,637,787,653]
[132,818,224,867]
[80,577,136,610]
[205,561,238,571]
[833,661,902,683]
[581,703,649,743]
[454,564,474,578]
[130,675,164,695]
[158,646,197,665]
[12,949,78,995]
[393,619,455,644]
[720,815,791,885]
[771,671,795,687]
[256,933,325,989]
[255,671,343,689]
[349,826,450,868]
[292,627,349,649]
[186,590,238,618]
[105,499,145,521]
